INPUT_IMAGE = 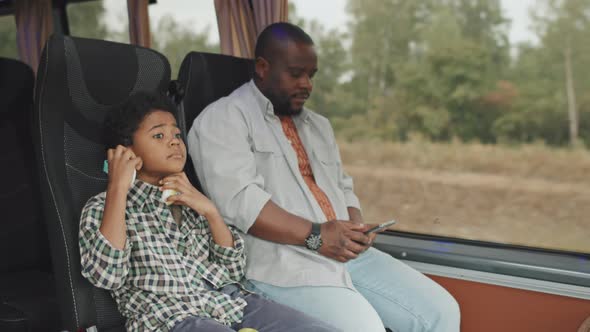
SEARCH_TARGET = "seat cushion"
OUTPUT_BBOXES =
[0,271,60,331]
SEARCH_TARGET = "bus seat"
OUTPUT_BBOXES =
[33,35,171,332]
[174,52,253,188]
[0,57,60,332]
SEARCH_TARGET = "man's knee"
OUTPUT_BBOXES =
[426,287,461,331]
[326,297,385,332]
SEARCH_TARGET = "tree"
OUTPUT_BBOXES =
[0,15,18,59]
[530,0,590,146]
[151,16,218,76]
[288,3,351,119]
[495,0,590,146]
[343,0,510,142]
[66,1,109,41]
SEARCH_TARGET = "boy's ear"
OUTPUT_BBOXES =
[126,146,142,170]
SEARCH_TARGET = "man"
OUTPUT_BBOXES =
[188,22,460,332]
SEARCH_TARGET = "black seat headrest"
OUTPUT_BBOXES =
[175,52,253,191]
[177,52,254,134]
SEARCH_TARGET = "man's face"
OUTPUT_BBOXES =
[131,110,186,184]
[261,41,318,116]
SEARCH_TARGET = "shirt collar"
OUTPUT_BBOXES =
[126,180,162,209]
[248,79,311,124]
[248,79,275,119]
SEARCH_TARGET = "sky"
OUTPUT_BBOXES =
[104,0,538,46]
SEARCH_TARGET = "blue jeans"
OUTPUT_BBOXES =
[171,292,339,332]
[247,248,460,332]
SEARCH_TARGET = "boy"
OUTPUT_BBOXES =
[79,92,337,332]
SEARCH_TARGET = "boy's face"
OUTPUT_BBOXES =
[131,110,186,184]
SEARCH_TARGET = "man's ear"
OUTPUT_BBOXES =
[254,57,269,81]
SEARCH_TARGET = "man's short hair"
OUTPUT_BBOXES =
[103,91,177,149]
[254,22,314,60]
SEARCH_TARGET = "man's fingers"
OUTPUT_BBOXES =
[334,256,347,263]
[342,221,365,231]
[336,256,350,263]
[357,223,377,233]
[341,249,358,260]
[344,239,366,254]
[347,230,370,246]
[367,232,378,243]
[331,250,357,263]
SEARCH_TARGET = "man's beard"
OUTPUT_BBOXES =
[265,90,303,116]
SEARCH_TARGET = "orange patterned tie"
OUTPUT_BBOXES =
[279,116,337,221]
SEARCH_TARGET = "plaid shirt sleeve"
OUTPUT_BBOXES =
[208,225,246,282]
[79,194,132,290]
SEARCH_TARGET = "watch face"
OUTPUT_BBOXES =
[305,234,323,251]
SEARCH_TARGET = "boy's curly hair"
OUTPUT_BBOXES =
[103,91,177,149]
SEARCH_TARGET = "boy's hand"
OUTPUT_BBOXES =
[159,172,219,218]
[106,145,142,192]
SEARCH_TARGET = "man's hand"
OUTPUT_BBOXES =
[346,207,377,254]
[318,220,371,263]
[357,224,379,249]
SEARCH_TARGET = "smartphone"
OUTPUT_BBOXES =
[364,220,397,235]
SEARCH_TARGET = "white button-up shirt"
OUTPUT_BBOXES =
[188,80,360,288]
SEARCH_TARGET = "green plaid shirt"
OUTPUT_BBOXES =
[79,181,247,331]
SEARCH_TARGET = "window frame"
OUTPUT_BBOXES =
[375,231,590,289]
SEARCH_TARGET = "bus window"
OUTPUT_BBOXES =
[290,0,590,255]
[148,0,219,76]
[67,0,129,43]
[0,14,18,59]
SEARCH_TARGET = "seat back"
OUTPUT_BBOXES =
[33,35,170,331]
[0,57,60,332]
[0,57,50,274]
[176,52,253,186]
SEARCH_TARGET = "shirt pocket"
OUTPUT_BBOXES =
[251,132,283,155]
[251,133,284,166]
[312,143,340,182]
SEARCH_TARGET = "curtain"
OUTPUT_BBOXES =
[14,0,54,75]
[127,0,151,48]
[251,0,288,35]
[214,0,257,58]
[214,0,288,59]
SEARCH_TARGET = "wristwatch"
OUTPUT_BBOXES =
[304,222,323,251]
